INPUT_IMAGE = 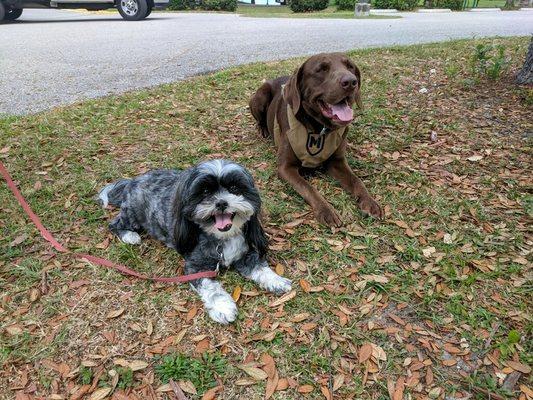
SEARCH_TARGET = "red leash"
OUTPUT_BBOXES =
[0,160,217,283]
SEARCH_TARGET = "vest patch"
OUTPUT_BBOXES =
[306,132,325,156]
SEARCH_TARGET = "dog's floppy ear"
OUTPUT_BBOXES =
[353,63,363,110]
[283,64,304,113]
[174,211,199,256]
[172,177,200,256]
[244,213,268,258]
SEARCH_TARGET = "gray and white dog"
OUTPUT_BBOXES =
[97,159,292,324]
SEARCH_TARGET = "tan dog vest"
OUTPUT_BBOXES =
[274,105,346,168]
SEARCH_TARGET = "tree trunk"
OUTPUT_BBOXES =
[516,37,533,85]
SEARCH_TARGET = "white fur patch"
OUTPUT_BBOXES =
[120,231,142,245]
[199,159,241,178]
[98,183,114,208]
[222,234,248,266]
[192,279,237,324]
[248,263,292,294]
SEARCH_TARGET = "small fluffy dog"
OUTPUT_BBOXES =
[98,159,291,324]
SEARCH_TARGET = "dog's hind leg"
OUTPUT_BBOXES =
[109,209,142,245]
[249,82,273,138]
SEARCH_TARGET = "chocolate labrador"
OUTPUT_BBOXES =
[249,52,383,227]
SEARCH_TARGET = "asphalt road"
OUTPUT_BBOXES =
[0,9,532,115]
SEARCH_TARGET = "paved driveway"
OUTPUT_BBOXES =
[0,9,531,115]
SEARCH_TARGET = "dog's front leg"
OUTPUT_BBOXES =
[326,145,383,219]
[189,276,237,324]
[278,161,342,227]
[235,252,292,295]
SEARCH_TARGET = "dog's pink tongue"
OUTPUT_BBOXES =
[330,103,354,122]
[214,213,232,230]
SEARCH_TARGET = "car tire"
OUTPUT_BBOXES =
[145,5,152,17]
[4,7,23,20]
[117,0,148,20]
[0,2,5,20]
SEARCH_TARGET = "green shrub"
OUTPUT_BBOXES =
[471,44,509,80]
[168,0,237,11]
[372,0,417,10]
[290,0,329,12]
[434,0,463,10]
[336,0,356,10]
[202,0,237,11]
[168,0,197,10]
[424,0,463,9]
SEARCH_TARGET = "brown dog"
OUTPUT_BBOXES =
[249,52,383,227]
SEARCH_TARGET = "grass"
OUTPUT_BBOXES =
[236,4,400,18]
[0,37,532,399]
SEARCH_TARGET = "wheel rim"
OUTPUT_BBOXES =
[120,0,139,16]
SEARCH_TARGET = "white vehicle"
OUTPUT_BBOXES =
[0,0,169,21]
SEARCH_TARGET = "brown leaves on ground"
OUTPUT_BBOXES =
[1,37,532,400]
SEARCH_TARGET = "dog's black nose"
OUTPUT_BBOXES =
[340,75,357,90]
[216,200,228,211]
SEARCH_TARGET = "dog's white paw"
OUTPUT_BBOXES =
[249,265,292,295]
[120,231,141,245]
[206,293,238,324]
[263,275,292,295]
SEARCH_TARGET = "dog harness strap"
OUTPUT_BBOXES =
[276,106,346,168]
[0,160,217,284]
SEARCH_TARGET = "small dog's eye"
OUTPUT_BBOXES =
[229,185,239,194]
[203,188,211,195]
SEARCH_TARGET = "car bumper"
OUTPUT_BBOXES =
[154,0,169,8]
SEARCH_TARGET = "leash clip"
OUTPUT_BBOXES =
[215,243,225,272]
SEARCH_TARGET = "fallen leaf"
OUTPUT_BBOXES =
[5,325,23,335]
[320,386,332,400]
[275,263,285,275]
[359,343,372,363]
[393,377,405,400]
[129,360,148,371]
[265,370,279,399]
[506,360,531,374]
[332,374,344,391]
[106,308,125,319]
[170,379,189,400]
[232,286,241,302]
[299,279,311,292]
[261,353,276,379]
[467,155,483,162]
[276,378,289,391]
[177,380,197,395]
[520,384,533,397]
[298,384,314,393]
[269,290,296,307]
[237,365,268,381]
[89,387,112,400]
[10,234,28,247]
[202,385,222,400]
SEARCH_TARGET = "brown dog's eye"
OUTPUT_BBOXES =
[317,63,330,73]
